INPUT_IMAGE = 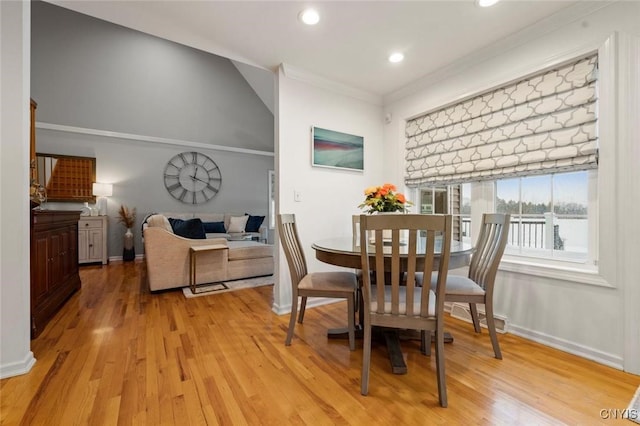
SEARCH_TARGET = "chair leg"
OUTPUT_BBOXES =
[298,296,307,323]
[434,326,448,408]
[285,296,298,346]
[357,288,364,327]
[420,330,432,356]
[361,324,372,395]
[469,303,482,333]
[347,295,355,351]
[484,300,502,359]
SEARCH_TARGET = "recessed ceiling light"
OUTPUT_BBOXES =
[299,8,320,25]
[388,52,404,63]
[477,0,500,7]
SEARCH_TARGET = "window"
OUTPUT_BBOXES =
[405,53,600,276]
[417,183,471,243]
[495,171,594,263]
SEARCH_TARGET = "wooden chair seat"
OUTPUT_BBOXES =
[299,272,357,293]
[421,274,485,296]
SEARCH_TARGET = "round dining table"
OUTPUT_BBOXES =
[312,237,473,271]
[312,236,474,374]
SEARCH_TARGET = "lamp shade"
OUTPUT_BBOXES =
[92,182,113,197]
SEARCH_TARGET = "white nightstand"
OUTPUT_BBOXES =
[78,216,108,265]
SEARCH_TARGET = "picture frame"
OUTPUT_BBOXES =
[311,126,364,172]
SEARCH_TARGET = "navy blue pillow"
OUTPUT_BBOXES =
[168,218,206,239]
[203,221,226,233]
[244,214,265,233]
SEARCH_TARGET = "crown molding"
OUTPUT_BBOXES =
[280,63,383,106]
[36,122,275,157]
[384,1,615,105]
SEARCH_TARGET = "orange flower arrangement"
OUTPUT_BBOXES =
[358,183,412,214]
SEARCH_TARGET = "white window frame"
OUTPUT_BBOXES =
[467,178,608,286]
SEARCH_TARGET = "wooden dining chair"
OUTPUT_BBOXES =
[420,213,510,359]
[277,214,358,350]
[359,213,452,407]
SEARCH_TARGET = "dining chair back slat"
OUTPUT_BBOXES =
[469,213,510,292]
[278,213,308,287]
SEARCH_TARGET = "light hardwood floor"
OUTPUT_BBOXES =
[2,261,638,425]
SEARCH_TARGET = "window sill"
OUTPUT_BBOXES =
[498,256,613,288]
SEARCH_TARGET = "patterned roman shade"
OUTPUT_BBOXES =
[405,54,598,187]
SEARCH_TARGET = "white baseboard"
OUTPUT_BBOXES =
[0,351,36,379]
[447,302,508,333]
[446,302,623,369]
[508,323,624,370]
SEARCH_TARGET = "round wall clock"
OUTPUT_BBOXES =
[163,151,222,204]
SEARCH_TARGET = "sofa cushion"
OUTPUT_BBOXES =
[146,214,173,233]
[169,218,206,239]
[245,214,265,233]
[203,221,226,233]
[228,241,273,261]
[227,215,249,233]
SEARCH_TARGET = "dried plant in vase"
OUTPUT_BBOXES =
[118,204,137,261]
[117,204,137,229]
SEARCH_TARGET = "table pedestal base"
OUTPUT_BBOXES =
[327,327,453,375]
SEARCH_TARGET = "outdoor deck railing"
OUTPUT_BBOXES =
[461,214,586,250]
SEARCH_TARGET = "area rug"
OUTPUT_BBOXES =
[182,275,274,298]
[628,385,640,424]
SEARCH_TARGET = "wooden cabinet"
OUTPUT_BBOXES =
[78,216,108,265]
[30,210,81,338]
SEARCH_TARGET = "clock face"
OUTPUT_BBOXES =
[163,151,222,204]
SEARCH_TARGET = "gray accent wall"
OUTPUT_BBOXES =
[31,1,275,258]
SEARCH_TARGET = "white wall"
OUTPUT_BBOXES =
[0,0,36,379]
[383,2,640,373]
[273,65,384,313]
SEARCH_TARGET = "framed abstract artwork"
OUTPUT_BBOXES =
[311,126,364,172]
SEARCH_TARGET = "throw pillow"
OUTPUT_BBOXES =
[146,214,173,233]
[168,218,206,239]
[227,215,249,233]
[203,221,226,233]
[244,214,265,233]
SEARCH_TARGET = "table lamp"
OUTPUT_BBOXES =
[92,182,113,216]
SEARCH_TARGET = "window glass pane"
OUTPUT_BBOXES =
[495,172,590,262]
[553,171,588,254]
[419,189,433,214]
[496,178,520,214]
[521,175,550,250]
[461,183,471,242]
[461,183,471,215]
[521,175,551,214]
[434,188,448,214]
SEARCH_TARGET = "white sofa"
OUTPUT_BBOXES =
[143,214,274,292]
[143,212,267,241]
